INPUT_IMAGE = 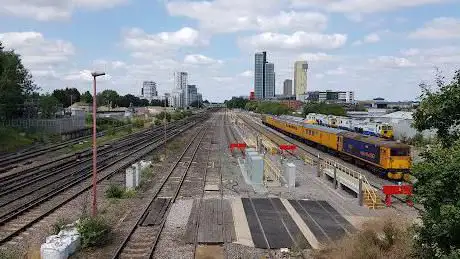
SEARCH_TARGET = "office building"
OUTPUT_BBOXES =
[264,62,275,98]
[141,81,158,102]
[254,52,267,99]
[283,79,292,96]
[173,71,189,108]
[306,90,354,103]
[294,61,308,101]
[187,85,198,105]
[169,89,184,108]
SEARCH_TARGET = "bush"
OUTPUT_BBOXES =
[51,217,73,235]
[76,216,112,248]
[105,184,124,199]
[314,217,413,259]
[132,118,144,128]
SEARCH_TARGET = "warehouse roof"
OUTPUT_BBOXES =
[380,111,413,120]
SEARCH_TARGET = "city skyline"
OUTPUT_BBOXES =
[0,1,459,102]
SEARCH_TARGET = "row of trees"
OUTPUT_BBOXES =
[224,96,347,117]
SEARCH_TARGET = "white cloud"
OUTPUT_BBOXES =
[122,27,206,59]
[184,54,222,65]
[212,76,233,82]
[256,11,328,31]
[0,0,128,21]
[352,32,380,46]
[239,31,347,50]
[64,69,111,81]
[369,56,416,68]
[400,48,420,56]
[0,31,75,66]
[166,0,327,33]
[239,70,253,77]
[325,66,346,75]
[409,17,460,39]
[297,52,337,62]
[291,0,447,13]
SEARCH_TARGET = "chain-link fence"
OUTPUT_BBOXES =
[0,117,86,134]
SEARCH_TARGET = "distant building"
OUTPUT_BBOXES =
[358,98,419,109]
[306,90,354,104]
[141,81,158,101]
[187,85,198,105]
[197,93,203,104]
[172,72,189,108]
[254,52,267,100]
[264,62,275,98]
[294,61,308,101]
[283,79,292,96]
[169,89,184,108]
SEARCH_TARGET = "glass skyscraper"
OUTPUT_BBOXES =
[264,63,275,98]
[254,52,266,100]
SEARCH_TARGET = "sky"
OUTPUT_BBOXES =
[0,0,459,102]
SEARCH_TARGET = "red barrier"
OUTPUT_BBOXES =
[229,143,247,157]
[382,185,413,207]
[279,144,296,151]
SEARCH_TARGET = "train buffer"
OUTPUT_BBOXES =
[382,184,413,207]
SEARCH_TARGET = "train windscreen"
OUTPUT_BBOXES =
[391,148,410,156]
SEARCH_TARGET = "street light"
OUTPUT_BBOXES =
[91,71,105,217]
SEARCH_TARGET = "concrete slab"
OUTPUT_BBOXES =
[195,245,224,259]
[204,184,220,191]
[281,199,321,249]
[230,198,254,247]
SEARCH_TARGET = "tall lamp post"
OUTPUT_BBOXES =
[91,71,106,217]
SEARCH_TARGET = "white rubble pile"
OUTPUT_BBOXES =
[40,223,81,259]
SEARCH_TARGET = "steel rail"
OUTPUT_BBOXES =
[111,119,211,259]
[0,113,210,245]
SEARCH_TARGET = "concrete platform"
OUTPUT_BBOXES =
[184,198,354,250]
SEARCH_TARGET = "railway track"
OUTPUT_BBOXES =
[0,124,133,173]
[0,112,210,246]
[111,118,212,259]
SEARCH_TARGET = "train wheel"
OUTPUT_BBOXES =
[387,172,394,179]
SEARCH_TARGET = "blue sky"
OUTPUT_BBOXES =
[0,0,459,102]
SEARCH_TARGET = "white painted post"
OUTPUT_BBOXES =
[125,166,135,190]
[358,175,363,206]
[316,154,321,177]
[333,164,338,189]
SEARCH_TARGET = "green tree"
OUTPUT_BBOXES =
[412,140,460,258]
[0,41,38,119]
[302,102,346,117]
[225,97,248,109]
[81,91,92,103]
[52,87,81,107]
[245,101,258,111]
[97,90,119,108]
[413,69,460,147]
[39,94,61,118]
[156,111,171,122]
[411,69,460,258]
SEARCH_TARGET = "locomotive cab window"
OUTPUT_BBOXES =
[390,148,410,156]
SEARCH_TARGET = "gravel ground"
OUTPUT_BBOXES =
[0,121,201,258]
[152,199,195,259]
